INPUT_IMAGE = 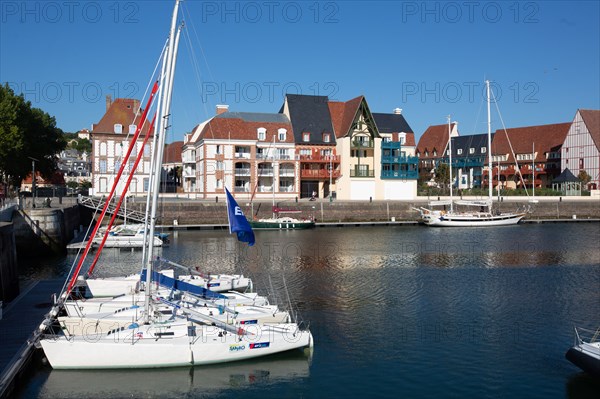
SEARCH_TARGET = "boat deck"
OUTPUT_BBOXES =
[0,279,64,398]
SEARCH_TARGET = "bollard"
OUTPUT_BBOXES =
[215,196,218,203]
[369,196,372,203]
[295,196,298,203]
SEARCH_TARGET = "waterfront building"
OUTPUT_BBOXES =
[561,109,600,190]
[279,94,340,199]
[442,133,491,190]
[489,122,571,190]
[162,141,183,193]
[416,122,459,186]
[183,106,299,200]
[89,97,154,196]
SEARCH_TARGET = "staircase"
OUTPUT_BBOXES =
[79,196,146,223]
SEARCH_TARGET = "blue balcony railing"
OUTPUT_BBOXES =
[381,155,419,165]
[381,141,402,150]
[381,170,418,180]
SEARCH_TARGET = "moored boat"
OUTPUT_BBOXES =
[565,326,600,377]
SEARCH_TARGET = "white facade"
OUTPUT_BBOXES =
[561,110,600,189]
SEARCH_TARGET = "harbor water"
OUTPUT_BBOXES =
[14,223,600,398]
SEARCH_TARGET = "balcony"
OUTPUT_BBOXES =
[350,169,374,178]
[297,154,340,163]
[279,186,295,192]
[234,152,251,159]
[381,170,418,180]
[279,169,295,177]
[257,167,274,176]
[381,155,419,164]
[234,186,250,193]
[351,139,374,149]
[235,168,251,176]
[301,169,341,179]
[257,186,273,192]
[381,141,402,150]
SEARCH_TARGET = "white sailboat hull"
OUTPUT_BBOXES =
[178,274,251,292]
[85,274,140,297]
[40,323,313,369]
[424,212,526,227]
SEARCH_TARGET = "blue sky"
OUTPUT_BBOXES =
[1,0,599,142]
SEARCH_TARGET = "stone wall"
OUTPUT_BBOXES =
[0,222,19,302]
[121,198,600,225]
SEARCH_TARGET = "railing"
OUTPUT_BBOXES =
[350,169,374,178]
[351,139,374,148]
[234,187,250,193]
[381,141,402,149]
[381,155,419,164]
[257,168,274,176]
[257,186,273,192]
[296,154,340,162]
[79,196,146,223]
[380,170,418,179]
[279,169,295,177]
[234,168,251,176]
[301,169,341,179]
[278,186,295,192]
[234,152,251,159]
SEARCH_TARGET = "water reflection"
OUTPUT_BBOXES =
[36,351,311,399]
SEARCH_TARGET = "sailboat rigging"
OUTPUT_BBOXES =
[38,0,313,369]
[416,80,528,227]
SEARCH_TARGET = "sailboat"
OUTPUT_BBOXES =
[418,80,527,227]
[38,0,313,369]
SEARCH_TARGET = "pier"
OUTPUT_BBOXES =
[0,279,63,399]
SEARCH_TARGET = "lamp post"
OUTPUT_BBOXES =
[28,157,39,207]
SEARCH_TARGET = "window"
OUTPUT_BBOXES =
[129,161,135,173]
[144,144,151,157]
[481,147,487,154]
[302,132,310,142]
[278,149,289,159]
[579,158,584,169]
[257,128,266,141]
[143,178,149,192]
[399,133,406,145]
[114,124,123,134]
[323,133,331,143]
[216,145,222,154]
[469,148,475,154]
[128,124,137,134]
[321,149,332,156]
[216,161,224,171]
[100,142,107,156]
[216,179,222,189]
[299,148,311,156]
[99,160,107,173]
[457,149,463,155]
[278,128,287,141]
[433,151,437,156]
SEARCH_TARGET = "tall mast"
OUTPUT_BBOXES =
[532,142,535,198]
[144,0,181,322]
[486,80,493,202]
[447,115,453,213]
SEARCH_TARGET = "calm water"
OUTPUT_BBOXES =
[15,223,600,398]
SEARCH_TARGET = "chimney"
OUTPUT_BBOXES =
[106,95,112,111]
[393,108,402,115]
[216,104,229,115]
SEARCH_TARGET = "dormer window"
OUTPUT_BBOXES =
[302,132,310,142]
[114,124,123,134]
[129,124,137,134]
[433,150,437,156]
[399,133,406,145]
[457,149,463,155]
[469,147,475,154]
[481,147,487,153]
[278,128,287,141]
[257,127,266,141]
[323,133,331,143]
[425,151,429,156]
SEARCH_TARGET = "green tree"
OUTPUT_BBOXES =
[578,170,591,186]
[434,162,450,189]
[0,84,66,186]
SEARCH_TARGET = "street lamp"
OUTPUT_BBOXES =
[28,156,39,207]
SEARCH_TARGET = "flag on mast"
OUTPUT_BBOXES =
[225,188,255,246]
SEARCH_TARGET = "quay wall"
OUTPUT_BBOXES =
[122,197,600,225]
[0,222,19,302]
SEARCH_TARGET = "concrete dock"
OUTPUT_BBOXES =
[0,279,63,399]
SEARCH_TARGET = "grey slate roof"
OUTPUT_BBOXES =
[372,113,413,134]
[216,112,290,124]
[280,94,335,145]
[552,168,579,183]
[450,133,493,158]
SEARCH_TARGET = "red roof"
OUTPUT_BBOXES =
[92,98,152,135]
[199,116,294,143]
[22,171,65,185]
[579,109,600,152]
[163,141,183,164]
[392,132,416,146]
[491,122,571,162]
[416,123,455,156]
[328,96,364,138]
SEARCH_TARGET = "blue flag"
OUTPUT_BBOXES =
[225,188,255,246]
